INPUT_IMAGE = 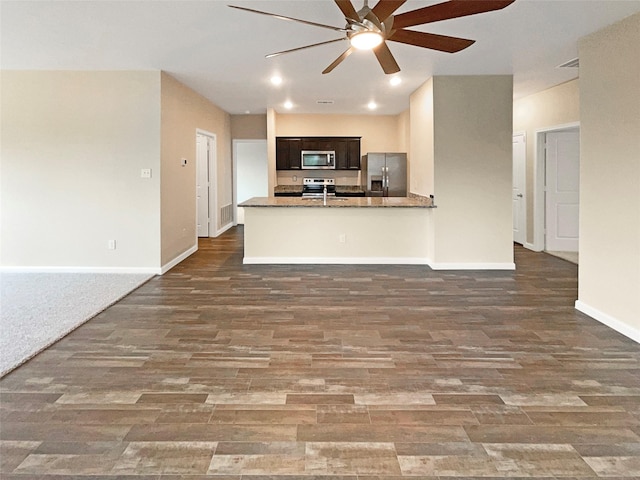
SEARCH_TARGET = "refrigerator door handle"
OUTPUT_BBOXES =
[383,166,389,196]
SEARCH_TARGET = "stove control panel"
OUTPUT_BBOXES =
[303,178,335,186]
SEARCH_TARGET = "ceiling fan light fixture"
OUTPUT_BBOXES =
[350,31,383,50]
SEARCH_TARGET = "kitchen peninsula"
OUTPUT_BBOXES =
[239,195,436,265]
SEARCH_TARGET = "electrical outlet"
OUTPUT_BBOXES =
[141,168,152,178]
[339,234,346,243]
[108,239,116,250]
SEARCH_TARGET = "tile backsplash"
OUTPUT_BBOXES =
[277,170,360,186]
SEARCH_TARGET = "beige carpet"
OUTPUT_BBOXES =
[0,272,153,377]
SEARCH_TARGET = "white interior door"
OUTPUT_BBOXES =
[545,129,580,251]
[196,133,209,237]
[513,133,526,244]
[234,140,268,224]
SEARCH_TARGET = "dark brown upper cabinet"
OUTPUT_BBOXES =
[276,136,361,170]
[275,137,302,170]
[335,138,361,170]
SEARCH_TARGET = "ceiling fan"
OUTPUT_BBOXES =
[229,0,515,74]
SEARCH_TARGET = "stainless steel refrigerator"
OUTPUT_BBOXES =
[361,152,407,197]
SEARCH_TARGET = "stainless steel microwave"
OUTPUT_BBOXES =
[301,150,335,169]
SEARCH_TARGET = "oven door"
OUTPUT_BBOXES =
[301,151,335,169]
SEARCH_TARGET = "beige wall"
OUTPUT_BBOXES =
[231,114,267,139]
[0,70,232,271]
[275,113,403,154]
[397,109,410,156]
[1,71,161,270]
[576,13,640,340]
[409,76,514,268]
[397,109,411,185]
[409,78,435,197]
[160,73,232,265]
[513,79,580,245]
[266,108,277,194]
[433,76,514,266]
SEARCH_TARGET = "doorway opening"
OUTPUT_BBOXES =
[534,123,580,262]
[233,139,268,225]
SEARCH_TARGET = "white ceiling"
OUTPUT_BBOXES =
[2,0,639,115]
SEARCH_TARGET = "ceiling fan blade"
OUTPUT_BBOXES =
[266,38,347,58]
[393,0,515,29]
[371,0,407,22]
[373,41,401,74]
[322,47,355,74]
[229,5,347,32]
[334,0,360,21]
[388,28,475,53]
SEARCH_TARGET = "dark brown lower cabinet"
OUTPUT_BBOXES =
[274,192,302,197]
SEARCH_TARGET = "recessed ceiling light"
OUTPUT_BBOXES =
[270,75,283,86]
[284,100,293,109]
[367,101,377,110]
[390,76,401,86]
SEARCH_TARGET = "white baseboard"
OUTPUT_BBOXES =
[429,262,516,271]
[0,265,160,274]
[161,244,198,274]
[2,243,199,275]
[524,242,541,252]
[244,256,431,265]
[214,222,234,237]
[575,300,640,344]
[243,257,515,269]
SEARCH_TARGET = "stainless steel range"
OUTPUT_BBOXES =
[302,178,335,198]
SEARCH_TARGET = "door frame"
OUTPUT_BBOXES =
[512,131,527,245]
[196,129,217,239]
[532,122,580,251]
[196,133,210,238]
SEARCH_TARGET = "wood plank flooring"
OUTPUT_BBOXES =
[1,226,639,478]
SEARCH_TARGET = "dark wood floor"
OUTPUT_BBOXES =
[2,226,639,478]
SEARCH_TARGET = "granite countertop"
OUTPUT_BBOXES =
[240,195,436,208]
